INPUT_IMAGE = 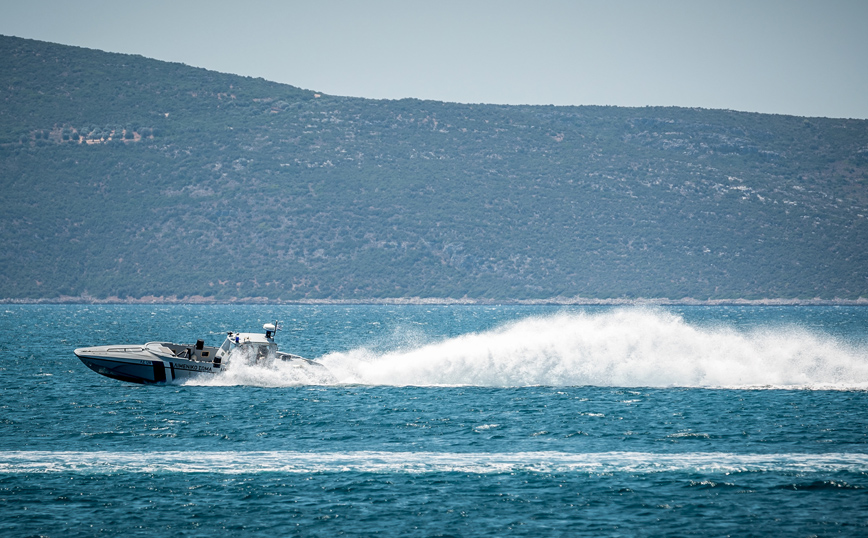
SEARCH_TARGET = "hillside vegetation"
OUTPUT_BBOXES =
[1,35,867,301]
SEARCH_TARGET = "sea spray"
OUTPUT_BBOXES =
[190,308,868,389]
[188,339,336,387]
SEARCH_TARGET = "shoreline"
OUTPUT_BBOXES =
[2,295,867,306]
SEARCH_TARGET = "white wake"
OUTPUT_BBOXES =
[189,309,868,389]
[3,450,868,474]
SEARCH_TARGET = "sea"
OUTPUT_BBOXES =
[1,304,867,537]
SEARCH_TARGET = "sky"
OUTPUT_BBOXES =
[1,0,866,119]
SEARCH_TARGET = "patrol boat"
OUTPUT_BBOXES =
[74,322,326,384]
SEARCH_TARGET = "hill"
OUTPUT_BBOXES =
[1,35,867,301]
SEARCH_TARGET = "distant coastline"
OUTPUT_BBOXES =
[3,295,867,306]
[3,36,867,304]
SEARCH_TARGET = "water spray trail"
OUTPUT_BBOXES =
[187,342,335,387]
[191,309,868,389]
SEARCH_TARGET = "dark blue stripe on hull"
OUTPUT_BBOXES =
[152,361,166,383]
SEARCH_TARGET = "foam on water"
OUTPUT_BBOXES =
[188,343,336,387]
[3,450,867,475]
[190,309,868,389]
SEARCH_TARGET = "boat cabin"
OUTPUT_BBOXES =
[218,324,279,362]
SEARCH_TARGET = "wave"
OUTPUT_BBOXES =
[188,309,868,389]
[3,450,867,475]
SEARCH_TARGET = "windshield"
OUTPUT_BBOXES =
[256,344,276,360]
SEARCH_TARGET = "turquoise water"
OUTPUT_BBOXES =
[1,305,867,536]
